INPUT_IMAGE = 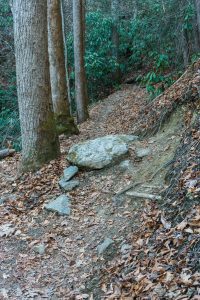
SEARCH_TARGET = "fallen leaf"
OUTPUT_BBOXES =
[161,215,171,229]
[176,220,188,230]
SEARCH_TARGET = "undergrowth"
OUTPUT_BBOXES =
[0,82,21,150]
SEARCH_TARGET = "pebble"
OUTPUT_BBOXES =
[33,243,46,255]
[121,243,132,255]
[97,238,114,255]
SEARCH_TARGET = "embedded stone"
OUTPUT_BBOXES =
[33,243,46,255]
[97,238,114,255]
[135,148,151,158]
[63,166,78,181]
[44,195,71,215]
[59,179,79,191]
[67,135,138,169]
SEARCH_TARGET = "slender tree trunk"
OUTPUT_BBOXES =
[61,0,72,115]
[62,0,73,32]
[48,0,78,135]
[193,18,200,52]
[111,0,121,82]
[195,0,200,40]
[182,28,190,67]
[12,0,60,171]
[73,0,89,124]
[133,0,138,19]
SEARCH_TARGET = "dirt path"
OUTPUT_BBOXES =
[0,85,185,299]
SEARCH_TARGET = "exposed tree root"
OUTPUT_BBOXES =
[126,191,162,200]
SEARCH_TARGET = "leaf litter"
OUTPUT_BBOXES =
[0,65,200,299]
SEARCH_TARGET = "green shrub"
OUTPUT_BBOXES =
[67,11,126,103]
[0,82,21,150]
[137,54,176,99]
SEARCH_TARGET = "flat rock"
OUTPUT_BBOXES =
[67,135,138,169]
[135,148,151,158]
[63,166,78,181]
[59,179,79,191]
[97,238,114,255]
[44,195,71,215]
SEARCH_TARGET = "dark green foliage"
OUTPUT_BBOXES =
[67,0,200,104]
[67,11,121,103]
[0,1,20,150]
[136,54,176,99]
[118,0,200,98]
[0,80,21,150]
[0,1,14,67]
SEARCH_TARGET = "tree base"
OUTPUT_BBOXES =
[55,114,79,136]
[20,135,60,173]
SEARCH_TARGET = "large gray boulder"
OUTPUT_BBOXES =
[67,135,138,169]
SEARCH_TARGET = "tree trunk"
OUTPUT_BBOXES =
[48,0,78,135]
[111,0,121,82]
[12,0,60,171]
[193,18,200,52]
[182,28,190,67]
[61,0,73,115]
[73,0,89,124]
[195,0,200,40]
[133,0,138,19]
[62,0,73,33]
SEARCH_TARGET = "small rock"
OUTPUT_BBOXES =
[59,179,79,191]
[135,148,151,158]
[121,243,132,255]
[33,243,46,255]
[0,223,15,237]
[44,195,71,215]
[63,166,78,181]
[0,198,4,205]
[76,259,83,267]
[119,160,134,171]
[97,238,114,255]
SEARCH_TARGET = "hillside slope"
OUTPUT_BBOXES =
[0,64,199,299]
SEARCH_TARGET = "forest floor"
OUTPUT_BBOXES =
[0,83,199,300]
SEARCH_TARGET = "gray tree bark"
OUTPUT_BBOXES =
[195,0,200,40]
[182,28,190,67]
[73,0,89,124]
[62,0,73,33]
[48,0,78,135]
[61,0,72,115]
[111,0,121,82]
[12,0,60,171]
